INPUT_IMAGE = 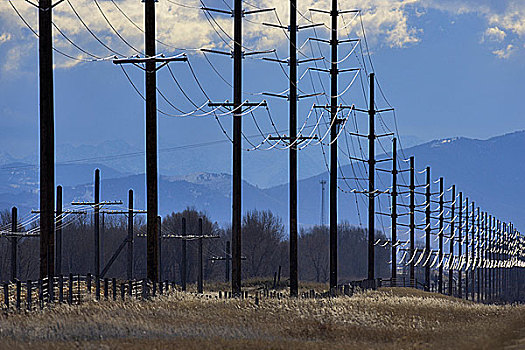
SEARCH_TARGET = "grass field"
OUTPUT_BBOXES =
[0,286,524,349]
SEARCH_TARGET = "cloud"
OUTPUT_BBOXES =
[0,33,12,45]
[0,0,421,71]
[493,44,515,59]
[420,0,524,57]
[483,27,506,42]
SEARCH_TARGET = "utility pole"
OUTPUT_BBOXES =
[320,180,327,226]
[113,0,187,283]
[181,217,187,291]
[471,202,475,301]
[438,178,444,294]
[205,0,271,296]
[391,138,398,281]
[11,207,17,281]
[198,218,203,294]
[458,192,463,298]
[425,167,431,292]
[98,190,146,280]
[226,241,230,282]
[465,197,469,299]
[39,0,55,280]
[329,0,339,291]
[448,185,455,296]
[409,156,415,284]
[145,0,158,284]
[94,169,100,278]
[367,73,376,281]
[71,169,122,280]
[476,206,480,302]
[128,190,134,280]
[56,186,62,276]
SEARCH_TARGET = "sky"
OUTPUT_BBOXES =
[0,0,524,166]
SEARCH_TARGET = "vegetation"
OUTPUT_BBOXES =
[0,287,524,349]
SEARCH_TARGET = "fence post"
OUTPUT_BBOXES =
[4,283,9,311]
[27,280,32,311]
[104,278,109,300]
[121,283,125,301]
[112,278,117,301]
[15,280,21,310]
[95,276,100,300]
[68,273,73,305]
[38,279,43,309]
[59,275,64,303]
[128,280,133,298]
[87,273,92,294]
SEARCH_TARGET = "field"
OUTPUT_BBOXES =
[0,286,524,349]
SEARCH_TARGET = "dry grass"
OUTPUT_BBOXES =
[0,287,524,349]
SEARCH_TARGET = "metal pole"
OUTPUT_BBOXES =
[289,0,299,298]
[181,217,187,291]
[231,0,243,296]
[438,178,444,294]
[94,169,100,278]
[56,186,62,276]
[368,73,376,281]
[448,185,455,296]
[458,192,463,298]
[409,157,415,284]
[39,0,55,280]
[145,0,159,283]
[391,138,397,281]
[329,0,339,290]
[11,207,17,281]
[425,167,431,292]
[127,189,133,280]
[198,218,203,294]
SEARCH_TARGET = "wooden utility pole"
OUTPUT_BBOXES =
[198,218,203,294]
[11,207,17,281]
[39,0,55,280]
[56,186,63,276]
[448,185,455,296]
[409,157,415,284]
[329,0,339,291]
[127,190,134,280]
[181,217,187,291]
[94,169,101,278]
[144,0,158,283]
[465,197,469,300]
[367,73,376,281]
[471,202,475,301]
[424,167,431,292]
[391,138,398,281]
[114,1,186,283]
[458,192,463,298]
[438,178,444,294]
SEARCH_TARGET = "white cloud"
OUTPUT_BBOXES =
[483,26,506,42]
[493,44,515,59]
[0,33,12,45]
[0,0,421,71]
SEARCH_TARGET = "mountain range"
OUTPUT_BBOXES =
[0,131,522,231]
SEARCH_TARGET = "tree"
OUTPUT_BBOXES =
[241,210,285,279]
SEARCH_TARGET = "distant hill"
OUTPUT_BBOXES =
[0,131,522,231]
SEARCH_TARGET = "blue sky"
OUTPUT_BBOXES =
[0,0,523,167]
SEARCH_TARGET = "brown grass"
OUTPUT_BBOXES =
[0,287,524,349]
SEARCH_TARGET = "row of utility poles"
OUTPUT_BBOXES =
[31,0,521,299]
[386,149,524,301]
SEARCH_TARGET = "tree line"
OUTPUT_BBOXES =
[0,208,390,284]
